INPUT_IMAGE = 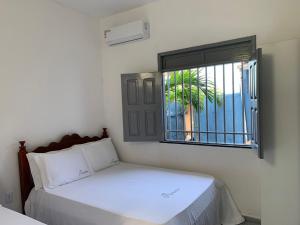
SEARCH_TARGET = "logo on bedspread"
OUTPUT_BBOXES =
[161,188,180,199]
[79,169,89,176]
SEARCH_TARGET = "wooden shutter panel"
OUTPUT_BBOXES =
[249,48,263,158]
[121,73,162,142]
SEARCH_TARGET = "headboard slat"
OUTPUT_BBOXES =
[18,128,108,213]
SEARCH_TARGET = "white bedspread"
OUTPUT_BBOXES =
[25,162,244,225]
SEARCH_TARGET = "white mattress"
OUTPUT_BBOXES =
[25,162,244,225]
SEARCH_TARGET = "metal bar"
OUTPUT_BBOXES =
[181,70,185,140]
[174,72,178,140]
[166,131,169,139]
[251,109,254,141]
[168,72,171,139]
[223,64,226,143]
[189,69,193,141]
[214,66,217,142]
[160,140,252,149]
[197,68,201,142]
[205,67,209,142]
[250,65,254,141]
[162,73,167,140]
[249,65,252,99]
[165,130,251,135]
[232,63,236,143]
[241,62,245,144]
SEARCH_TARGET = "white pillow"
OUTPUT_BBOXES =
[38,148,91,189]
[27,153,44,190]
[27,147,75,190]
[81,138,119,172]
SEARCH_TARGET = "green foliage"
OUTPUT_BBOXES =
[164,69,223,112]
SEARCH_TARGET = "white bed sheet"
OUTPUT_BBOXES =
[0,205,45,225]
[25,162,244,225]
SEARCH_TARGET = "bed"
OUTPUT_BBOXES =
[18,128,244,225]
[0,205,45,225]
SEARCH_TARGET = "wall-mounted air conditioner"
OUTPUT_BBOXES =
[104,20,150,46]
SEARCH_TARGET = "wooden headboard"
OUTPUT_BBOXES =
[18,128,108,213]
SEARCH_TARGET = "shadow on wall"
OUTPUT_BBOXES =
[0,141,21,211]
[261,54,275,165]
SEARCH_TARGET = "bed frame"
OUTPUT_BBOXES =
[18,128,108,213]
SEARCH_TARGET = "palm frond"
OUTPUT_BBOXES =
[164,69,223,112]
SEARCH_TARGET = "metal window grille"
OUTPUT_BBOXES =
[163,61,252,147]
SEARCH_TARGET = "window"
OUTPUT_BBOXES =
[162,63,251,146]
[121,36,262,158]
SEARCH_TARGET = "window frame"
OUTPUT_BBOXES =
[158,36,258,149]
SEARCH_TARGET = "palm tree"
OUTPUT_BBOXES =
[164,69,222,140]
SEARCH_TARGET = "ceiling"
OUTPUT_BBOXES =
[53,0,157,17]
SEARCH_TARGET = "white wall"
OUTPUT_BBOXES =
[0,0,103,211]
[100,0,300,223]
[1,0,299,224]
[260,40,300,225]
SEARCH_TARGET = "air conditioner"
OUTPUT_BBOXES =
[104,20,150,46]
